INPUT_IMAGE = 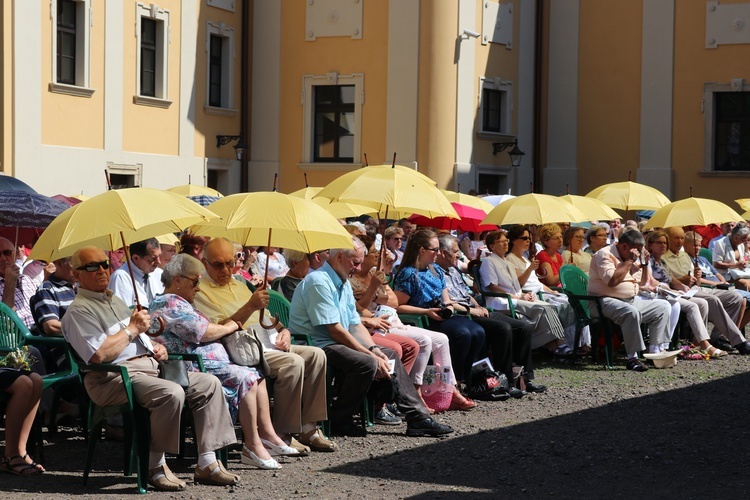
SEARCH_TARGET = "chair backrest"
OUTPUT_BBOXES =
[558,264,592,319]
[0,302,28,353]
[267,289,291,328]
[699,247,712,264]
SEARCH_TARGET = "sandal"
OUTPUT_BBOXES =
[704,346,728,359]
[0,455,44,476]
[448,393,477,411]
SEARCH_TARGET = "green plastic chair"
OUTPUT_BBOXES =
[0,302,81,462]
[699,247,713,264]
[267,289,291,328]
[558,265,618,368]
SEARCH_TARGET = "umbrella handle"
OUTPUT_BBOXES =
[144,313,166,337]
[259,308,281,330]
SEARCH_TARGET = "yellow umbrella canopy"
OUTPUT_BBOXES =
[441,189,495,213]
[167,184,224,198]
[481,193,588,226]
[316,164,458,219]
[559,194,621,221]
[289,186,384,220]
[643,197,745,230]
[29,188,218,262]
[735,198,750,212]
[585,181,670,211]
[190,191,354,253]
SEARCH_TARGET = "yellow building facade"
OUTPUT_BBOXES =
[0,0,244,197]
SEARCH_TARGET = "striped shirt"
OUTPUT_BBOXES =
[30,274,77,332]
[0,274,38,330]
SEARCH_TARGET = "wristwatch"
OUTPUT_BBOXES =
[368,345,379,352]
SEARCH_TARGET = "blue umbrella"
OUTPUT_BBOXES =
[188,195,221,207]
[0,175,37,194]
[0,191,70,246]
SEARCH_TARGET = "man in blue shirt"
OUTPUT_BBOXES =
[289,236,453,438]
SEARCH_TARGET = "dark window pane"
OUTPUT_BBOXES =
[715,92,750,171]
[140,18,157,97]
[483,88,502,133]
[209,35,223,107]
[313,85,355,162]
[56,0,77,84]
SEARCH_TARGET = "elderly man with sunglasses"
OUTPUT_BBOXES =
[193,237,335,453]
[0,236,37,329]
[61,246,240,491]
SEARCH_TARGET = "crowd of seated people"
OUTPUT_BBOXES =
[10,208,750,489]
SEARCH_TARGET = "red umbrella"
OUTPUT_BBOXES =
[408,202,498,233]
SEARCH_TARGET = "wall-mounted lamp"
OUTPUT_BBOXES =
[216,135,247,161]
[492,139,526,167]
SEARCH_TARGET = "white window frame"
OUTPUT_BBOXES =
[207,0,236,13]
[477,76,514,140]
[49,0,95,97]
[298,72,364,171]
[204,21,236,116]
[134,3,171,108]
[106,162,143,189]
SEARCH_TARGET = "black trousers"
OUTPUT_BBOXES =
[473,312,535,379]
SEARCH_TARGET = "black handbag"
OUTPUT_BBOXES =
[158,359,190,390]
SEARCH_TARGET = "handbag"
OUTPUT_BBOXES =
[467,358,509,401]
[221,328,271,373]
[421,364,453,413]
[158,359,190,391]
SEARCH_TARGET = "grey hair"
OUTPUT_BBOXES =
[684,231,702,243]
[618,228,645,247]
[731,223,750,239]
[161,253,205,287]
[438,233,458,251]
[329,236,365,258]
[284,248,308,265]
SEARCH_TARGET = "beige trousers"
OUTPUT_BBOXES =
[84,356,236,454]
[694,289,746,345]
[264,344,328,434]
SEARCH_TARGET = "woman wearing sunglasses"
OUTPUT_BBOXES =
[149,254,300,472]
[392,229,485,391]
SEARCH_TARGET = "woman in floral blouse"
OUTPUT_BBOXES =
[150,254,300,470]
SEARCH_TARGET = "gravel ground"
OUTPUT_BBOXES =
[3,350,750,499]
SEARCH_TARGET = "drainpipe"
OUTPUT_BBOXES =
[533,0,544,192]
[239,1,249,192]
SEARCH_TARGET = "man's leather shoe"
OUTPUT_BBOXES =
[507,387,527,398]
[524,380,547,393]
[733,341,750,355]
[405,417,454,437]
[711,337,734,352]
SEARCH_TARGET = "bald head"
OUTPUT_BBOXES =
[665,226,685,255]
[202,237,236,286]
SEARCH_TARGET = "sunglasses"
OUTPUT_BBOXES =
[235,252,244,260]
[392,237,403,241]
[516,236,531,241]
[0,249,14,258]
[76,260,110,272]
[180,275,201,287]
[206,260,235,271]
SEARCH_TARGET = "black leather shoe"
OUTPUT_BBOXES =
[626,357,649,372]
[330,420,368,437]
[507,387,527,398]
[733,341,750,355]
[711,337,734,352]
[524,380,547,393]
[406,417,454,437]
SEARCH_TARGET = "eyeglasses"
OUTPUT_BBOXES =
[0,249,13,258]
[206,260,235,271]
[423,247,440,253]
[391,237,403,241]
[76,260,110,272]
[516,236,530,241]
[573,236,585,240]
[180,275,200,287]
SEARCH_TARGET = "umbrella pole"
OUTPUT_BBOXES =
[259,229,280,329]
[377,206,390,270]
[13,226,18,250]
[120,231,142,311]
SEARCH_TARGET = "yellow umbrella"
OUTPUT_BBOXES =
[155,233,179,246]
[190,191,354,329]
[585,181,670,211]
[441,189,495,213]
[289,186,383,219]
[29,188,218,262]
[316,164,458,220]
[481,193,588,226]
[71,194,90,202]
[190,191,353,254]
[559,194,621,221]
[643,197,744,230]
[735,198,750,212]
[167,184,224,198]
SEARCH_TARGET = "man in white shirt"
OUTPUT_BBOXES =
[109,238,164,308]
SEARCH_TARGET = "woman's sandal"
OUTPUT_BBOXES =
[448,393,477,411]
[704,346,728,359]
[1,455,44,476]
